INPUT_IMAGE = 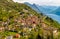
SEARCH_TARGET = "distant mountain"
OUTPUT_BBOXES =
[24,2,40,12]
[50,7,60,15]
[24,2,60,23]
[24,2,59,14]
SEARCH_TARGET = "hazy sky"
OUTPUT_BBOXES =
[13,0,60,6]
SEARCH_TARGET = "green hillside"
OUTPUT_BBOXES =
[0,0,60,39]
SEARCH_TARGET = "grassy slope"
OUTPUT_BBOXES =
[0,0,60,39]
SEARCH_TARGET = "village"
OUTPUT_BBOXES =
[0,10,59,39]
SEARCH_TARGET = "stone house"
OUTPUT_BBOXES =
[0,26,4,32]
